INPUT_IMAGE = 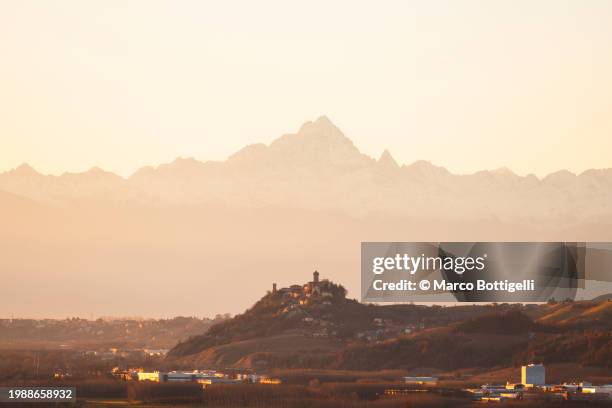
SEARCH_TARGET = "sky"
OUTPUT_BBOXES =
[1,0,612,178]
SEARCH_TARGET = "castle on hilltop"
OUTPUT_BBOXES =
[272,271,342,306]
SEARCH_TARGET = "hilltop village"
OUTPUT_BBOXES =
[272,271,346,316]
[269,271,426,341]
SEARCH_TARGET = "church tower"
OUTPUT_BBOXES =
[313,270,319,283]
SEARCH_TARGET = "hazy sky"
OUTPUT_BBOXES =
[2,1,612,178]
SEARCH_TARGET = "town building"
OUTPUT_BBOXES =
[273,271,341,301]
[143,348,169,356]
[521,364,545,387]
[404,376,438,385]
[137,371,161,382]
[582,385,612,395]
[137,370,223,383]
[198,378,242,387]
[259,376,282,385]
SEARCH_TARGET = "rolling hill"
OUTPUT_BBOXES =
[167,275,612,372]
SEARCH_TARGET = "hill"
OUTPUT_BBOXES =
[0,316,227,350]
[167,274,612,372]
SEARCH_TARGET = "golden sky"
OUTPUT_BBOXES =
[2,0,612,177]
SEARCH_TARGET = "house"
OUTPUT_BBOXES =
[259,376,282,385]
[356,330,379,342]
[143,348,169,356]
[53,369,72,379]
[138,371,161,382]
[199,378,242,387]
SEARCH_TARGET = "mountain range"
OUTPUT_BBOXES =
[3,116,612,222]
[1,116,611,318]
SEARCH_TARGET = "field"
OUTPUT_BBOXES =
[2,365,612,408]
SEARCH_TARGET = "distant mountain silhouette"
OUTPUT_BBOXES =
[1,116,611,317]
[2,116,612,224]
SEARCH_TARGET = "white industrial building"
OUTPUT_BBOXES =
[404,376,438,385]
[521,364,545,387]
[582,385,612,395]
